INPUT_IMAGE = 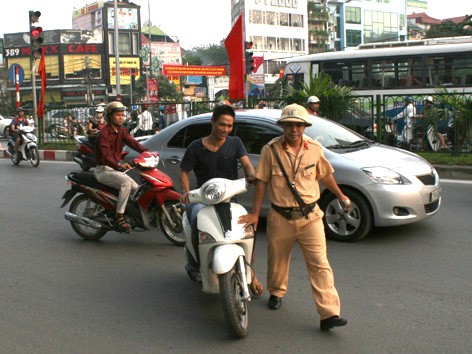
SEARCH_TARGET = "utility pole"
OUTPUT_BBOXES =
[114,0,121,100]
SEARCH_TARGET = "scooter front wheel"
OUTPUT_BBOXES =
[11,151,20,165]
[219,265,249,338]
[158,200,185,246]
[29,146,40,167]
[69,195,107,241]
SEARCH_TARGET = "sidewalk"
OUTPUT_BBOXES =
[1,146,472,180]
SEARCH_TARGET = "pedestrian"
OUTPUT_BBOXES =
[138,103,154,136]
[306,96,322,116]
[179,104,264,296]
[239,103,349,331]
[94,101,148,231]
[66,113,77,138]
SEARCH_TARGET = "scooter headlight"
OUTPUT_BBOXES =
[199,231,217,244]
[202,182,226,204]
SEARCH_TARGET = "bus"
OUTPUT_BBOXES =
[284,36,472,97]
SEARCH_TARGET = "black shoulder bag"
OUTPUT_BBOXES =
[270,144,315,219]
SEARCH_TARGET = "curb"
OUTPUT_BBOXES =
[1,149,77,161]
[433,165,472,180]
[1,148,471,180]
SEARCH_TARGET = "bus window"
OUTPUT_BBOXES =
[351,63,367,88]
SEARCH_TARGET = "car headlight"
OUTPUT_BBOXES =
[362,167,404,185]
[202,182,226,203]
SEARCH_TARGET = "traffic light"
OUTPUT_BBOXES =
[245,41,255,75]
[29,10,43,60]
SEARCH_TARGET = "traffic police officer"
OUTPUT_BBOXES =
[239,103,350,331]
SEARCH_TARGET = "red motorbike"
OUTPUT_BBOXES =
[61,151,185,245]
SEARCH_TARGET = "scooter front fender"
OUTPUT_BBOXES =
[212,244,245,275]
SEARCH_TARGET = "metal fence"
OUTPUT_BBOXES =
[38,94,472,155]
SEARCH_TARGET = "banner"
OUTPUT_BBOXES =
[162,64,226,76]
[224,14,244,100]
[37,51,47,119]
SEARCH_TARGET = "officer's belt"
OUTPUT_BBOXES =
[271,202,317,221]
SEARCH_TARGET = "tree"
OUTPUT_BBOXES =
[281,73,356,121]
[426,15,472,38]
[183,44,228,66]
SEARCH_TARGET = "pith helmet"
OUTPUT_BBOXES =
[95,105,105,113]
[424,95,434,103]
[105,101,127,115]
[277,103,312,127]
[307,96,321,104]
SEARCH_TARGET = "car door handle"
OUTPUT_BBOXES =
[167,157,181,165]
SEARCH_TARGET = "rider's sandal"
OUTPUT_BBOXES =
[115,214,131,232]
[249,275,264,298]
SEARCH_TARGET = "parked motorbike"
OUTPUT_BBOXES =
[61,151,185,246]
[73,135,97,171]
[49,122,70,139]
[183,177,255,338]
[7,125,40,167]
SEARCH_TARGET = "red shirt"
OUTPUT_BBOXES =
[96,123,148,169]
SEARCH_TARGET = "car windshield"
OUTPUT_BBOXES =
[304,117,370,149]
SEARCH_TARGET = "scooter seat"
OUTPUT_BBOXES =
[67,171,118,195]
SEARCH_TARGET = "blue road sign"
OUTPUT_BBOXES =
[8,64,25,85]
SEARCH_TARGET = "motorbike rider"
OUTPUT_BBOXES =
[179,104,264,296]
[94,101,148,231]
[10,107,29,160]
[392,96,417,145]
[306,96,322,116]
[87,105,106,144]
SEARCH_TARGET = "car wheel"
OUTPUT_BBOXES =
[319,189,372,242]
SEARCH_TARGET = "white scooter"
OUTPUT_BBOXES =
[7,125,40,167]
[183,177,255,338]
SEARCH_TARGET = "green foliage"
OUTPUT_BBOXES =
[130,74,182,102]
[281,73,356,121]
[426,15,472,38]
[434,87,472,154]
[184,44,228,66]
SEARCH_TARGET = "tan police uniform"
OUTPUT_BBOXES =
[256,135,341,319]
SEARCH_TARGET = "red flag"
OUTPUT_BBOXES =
[37,51,47,119]
[224,15,244,100]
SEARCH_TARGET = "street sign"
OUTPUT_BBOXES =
[8,64,25,85]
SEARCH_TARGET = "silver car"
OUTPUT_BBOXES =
[124,109,442,242]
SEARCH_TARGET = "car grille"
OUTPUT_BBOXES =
[424,199,440,214]
[416,173,436,186]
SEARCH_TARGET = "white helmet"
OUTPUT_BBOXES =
[307,96,321,104]
[95,106,105,113]
[424,96,434,103]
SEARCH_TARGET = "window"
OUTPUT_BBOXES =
[167,123,212,148]
[132,33,139,55]
[108,31,132,55]
[346,7,361,24]
[118,32,131,55]
[346,30,362,47]
[234,122,281,154]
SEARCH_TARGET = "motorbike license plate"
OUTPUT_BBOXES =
[430,188,442,202]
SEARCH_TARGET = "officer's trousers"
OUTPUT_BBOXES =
[266,208,341,319]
